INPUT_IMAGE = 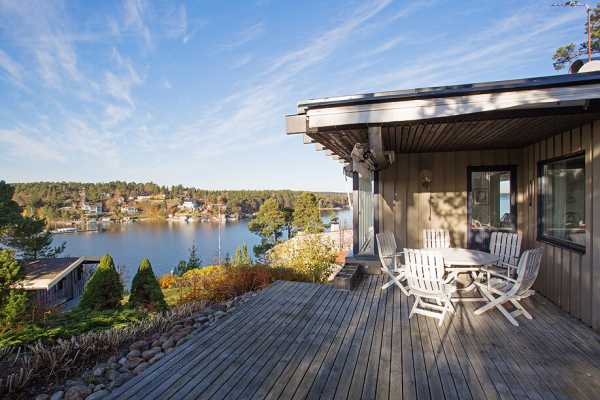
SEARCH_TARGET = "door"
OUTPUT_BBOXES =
[467,165,517,251]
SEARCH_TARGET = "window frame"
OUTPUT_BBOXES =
[537,151,586,253]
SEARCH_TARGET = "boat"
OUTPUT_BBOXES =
[51,227,78,234]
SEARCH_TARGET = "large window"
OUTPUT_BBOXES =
[538,153,586,252]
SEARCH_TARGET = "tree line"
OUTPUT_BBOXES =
[9,181,348,220]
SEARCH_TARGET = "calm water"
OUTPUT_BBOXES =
[53,209,351,286]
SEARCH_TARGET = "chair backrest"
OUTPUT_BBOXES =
[489,231,522,267]
[511,247,543,296]
[423,229,451,249]
[376,232,397,270]
[403,248,446,296]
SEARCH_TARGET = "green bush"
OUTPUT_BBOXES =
[129,258,167,311]
[268,235,337,283]
[79,254,124,310]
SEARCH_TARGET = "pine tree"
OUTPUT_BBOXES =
[79,254,124,310]
[129,258,167,311]
[292,192,324,234]
[0,250,29,326]
[232,243,252,266]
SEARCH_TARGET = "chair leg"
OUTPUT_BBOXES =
[409,296,420,319]
[510,299,532,320]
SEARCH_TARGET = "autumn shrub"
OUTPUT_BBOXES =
[268,235,338,283]
[157,273,177,289]
[178,264,306,303]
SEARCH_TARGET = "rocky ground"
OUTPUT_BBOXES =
[32,292,257,400]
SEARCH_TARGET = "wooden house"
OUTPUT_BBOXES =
[287,69,600,333]
[18,257,100,308]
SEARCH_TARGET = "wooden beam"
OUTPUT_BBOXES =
[286,114,307,134]
[368,126,387,168]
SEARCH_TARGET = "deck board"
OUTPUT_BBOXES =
[108,276,600,400]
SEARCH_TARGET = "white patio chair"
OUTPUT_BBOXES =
[474,247,543,326]
[423,229,451,249]
[488,231,522,275]
[376,232,409,296]
[404,248,456,326]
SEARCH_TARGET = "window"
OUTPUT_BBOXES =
[468,166,517,250]
[538,153,586,252]
[57,279,64,291]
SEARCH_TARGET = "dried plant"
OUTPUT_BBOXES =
[0,301,205,395]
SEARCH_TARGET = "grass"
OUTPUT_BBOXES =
[0,287,192,348]
[0,307,147,348]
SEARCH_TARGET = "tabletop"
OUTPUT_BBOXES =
[428,247,499,267]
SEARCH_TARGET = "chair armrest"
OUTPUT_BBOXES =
[484,268,518,283]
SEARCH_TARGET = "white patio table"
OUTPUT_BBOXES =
[428,248,499,302]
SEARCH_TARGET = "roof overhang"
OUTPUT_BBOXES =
[286,72,600,164]
[18,256,100,290]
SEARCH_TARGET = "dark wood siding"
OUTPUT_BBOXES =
[378,119,600,332]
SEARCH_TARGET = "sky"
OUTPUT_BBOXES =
[0,0,589,192]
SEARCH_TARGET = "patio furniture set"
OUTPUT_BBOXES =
[376,230,543,327]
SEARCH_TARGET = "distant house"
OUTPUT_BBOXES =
[17,257,100,308]
[121,205,139,214]
[181,200,199,210]
[136,194,152,201]
[82,202,103,215]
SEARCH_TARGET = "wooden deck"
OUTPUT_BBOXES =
[109,276,600,400]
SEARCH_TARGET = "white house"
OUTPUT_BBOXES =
[181,200,199,210]
[82,202,102,215]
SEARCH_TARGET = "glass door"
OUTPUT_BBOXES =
[357,169,374,255]
[467,166,517,251]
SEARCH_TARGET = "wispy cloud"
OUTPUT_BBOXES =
[162,3,188,42]
[222,22,265,49]
[0,49,24,85]
[162,79,172,89]
[104,48,143,106]
[265,0,392,76]
[123,0,153,49]
[104,104,134,127]
[361,35,404,57]
[0,128,66,162]
[230,54,254,69]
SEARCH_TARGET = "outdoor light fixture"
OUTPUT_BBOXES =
[420,169,433,190]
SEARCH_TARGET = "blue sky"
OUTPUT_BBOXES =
[0,0,587,191]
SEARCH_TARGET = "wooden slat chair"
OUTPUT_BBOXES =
[376,232,409,296]
[423,229,451,249]
[488,231,522,275]
[404,249,456,326]
[474,247,543,326]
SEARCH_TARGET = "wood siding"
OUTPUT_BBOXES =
[378,120,600,331]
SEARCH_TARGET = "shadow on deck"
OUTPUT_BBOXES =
[108,276,600,400]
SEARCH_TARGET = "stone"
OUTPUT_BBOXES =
[93,366,106,377]
[85,389,109,400]
[126,357,144,369]
[133,362,148,374]
[161,339,175,350]
[93,384,106,392]
[195,315,209,324]
[64,385,92,400]
[50,391,65,400]
[107,356,117,364]
[148,352,164,364]
[35,394,49,400]
[65,379,85,388]
[165,347,175,354]
[109,372,132,389]
[127,349,141,359]
[151,339,162,348]
[106,369,119,381]
[214,311,226,319]
[176,337,188,346]
[141,347,161,360]
[129,339,148,351]
[118,357,128,366]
